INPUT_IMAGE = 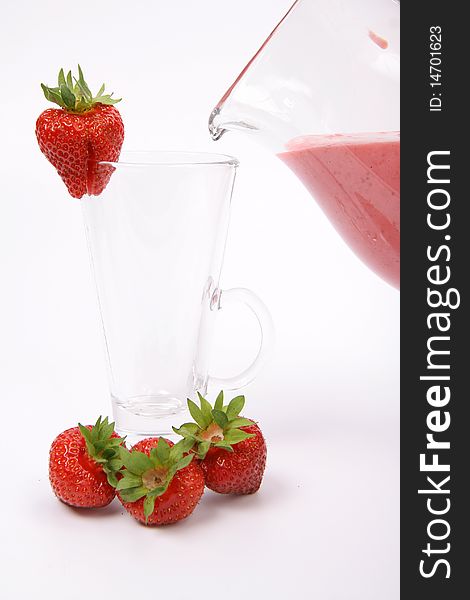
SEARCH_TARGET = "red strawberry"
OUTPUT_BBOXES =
[35,66,124,199]
[117,437,205,526]
[173,391,267,495]
[201,422,266,494]
[49,416,124,508]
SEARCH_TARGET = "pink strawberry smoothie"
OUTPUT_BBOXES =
[279,132,400,288]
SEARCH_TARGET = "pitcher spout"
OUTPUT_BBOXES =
[208,106,258,141]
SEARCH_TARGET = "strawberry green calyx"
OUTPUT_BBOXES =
[41,65,121,113]
[173,391,255,460]
[78,416,125,487]
[117,437,195,521]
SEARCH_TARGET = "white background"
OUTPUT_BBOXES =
[0,1,399,598]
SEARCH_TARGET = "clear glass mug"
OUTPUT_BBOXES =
[81,152,274,438]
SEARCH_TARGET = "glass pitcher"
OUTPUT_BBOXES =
[209,0,400,289]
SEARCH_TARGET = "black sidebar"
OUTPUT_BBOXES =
[401,3,468,598]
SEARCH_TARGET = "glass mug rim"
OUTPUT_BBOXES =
[96,150,239,168]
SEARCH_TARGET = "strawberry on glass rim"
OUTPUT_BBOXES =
[35,65,124,199]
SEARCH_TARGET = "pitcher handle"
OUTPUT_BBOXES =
[209,287,274,390]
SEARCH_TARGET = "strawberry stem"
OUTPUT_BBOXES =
[172,391,256,460]
[41,65,121,113]
[78,416,125,487]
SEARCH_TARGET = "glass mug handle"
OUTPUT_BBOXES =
[209,287,275,390]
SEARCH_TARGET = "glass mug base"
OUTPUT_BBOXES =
[112,395,187,442]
